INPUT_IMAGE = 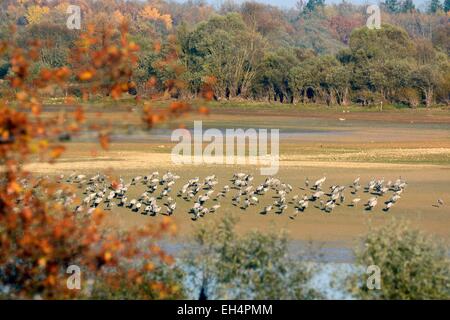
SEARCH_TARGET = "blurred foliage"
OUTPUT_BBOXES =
[0,2,203,299]
[348,221,450,300]
[183,215,322,300]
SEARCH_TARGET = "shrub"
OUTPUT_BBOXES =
[348,220,450,299]
[183,215,321,300]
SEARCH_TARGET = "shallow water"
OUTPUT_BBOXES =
[61,127,351,143]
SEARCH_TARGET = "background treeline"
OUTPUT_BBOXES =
[0,0,449,107]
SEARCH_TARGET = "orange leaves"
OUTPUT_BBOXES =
[10,77,22,88]
[203,90,214,101]
[54,67,71,82]
[40,239,53,255]
[161,216,172,231]
[78,70,95,81]
[200,76,216,101]
[34,67,71,88]
[198,106,210,115]
[16,91,28,101]
[91,208,105,225]
[39,68,53,82]
[128,42,140,52]
[30,100,42,116]
[52,225,64,239]
[7,181,22,194]
[147,76,157,88]
[21,208,33,222]
[103,251,113,263]
[142,99,194,129]
[160,14,173,30]
[11,51,29,76]
[9,49,30,88]
[148,113,166,127]
[74,107,85,123]
[140,6,160,20]
[203,75,217,86]
[113,10,126,24]
[38,257,47,268]
[140,6,173,29]
[161,216,177,236]
[162,254,175,265]
[0,130,11,142]
[14,92,41,115]
[145,262,155,272]
[44,275,57,287]
[53,217,75,239]
[110,82,133,99]
[169,101,191,114]
[0,41,6,55]
[151,281,164,292]
[110,179,120,190]
[0,107,29,146]
[70,25,140,102]
[150,244,163,256]
[64,96,76,105]
[50,145,66,161]
[0,9,190,300]
[111,84,124,99]
[154,41,162,53]
[28,47,40,61]
[106,46,120,59]
[99,133,110,150]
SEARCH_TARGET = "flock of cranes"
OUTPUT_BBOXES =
[36,171,426,220]
[11,170,448,220]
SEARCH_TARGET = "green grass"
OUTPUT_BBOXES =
[205,100,450,113]
[39,95,450,114]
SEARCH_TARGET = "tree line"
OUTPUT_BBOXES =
[0,0,449,107]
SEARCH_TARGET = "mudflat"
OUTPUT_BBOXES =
[26,106,450,247]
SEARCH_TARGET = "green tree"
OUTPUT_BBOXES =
[384,0,401,13]
[304,0,325,13]
[400,0,416,12]
[0,59,9,79]
[255,48,301,102]
[431,21,450,56]
[180,13,266,99]
[90,262,186,299]
[411,64,445,107]
[349,25,414,62]
[429,0,443,13]
[184,215,321,299]
[348,221,450,299]
[328,63,351,105]
[289,55,344,104]
[347,25,415,101]
[445,0,450,11]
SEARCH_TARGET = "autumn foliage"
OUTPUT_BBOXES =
[0,4,198,299]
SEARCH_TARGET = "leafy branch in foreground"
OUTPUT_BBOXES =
[0,19,194,299]
[183,215,321,300]
[348,220,450,300]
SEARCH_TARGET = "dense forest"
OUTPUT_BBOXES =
[0,0,449,107]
